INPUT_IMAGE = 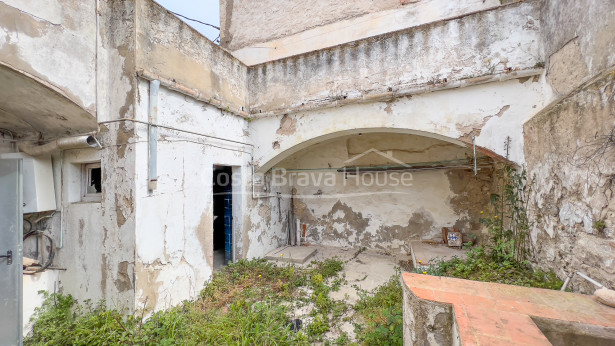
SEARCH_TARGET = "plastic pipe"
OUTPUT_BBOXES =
[18,135,98,156]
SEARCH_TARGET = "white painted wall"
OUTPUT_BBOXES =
[132,81,261,312]
[0,0,97,112]
[23,270,60,336]
[252,77,550,172]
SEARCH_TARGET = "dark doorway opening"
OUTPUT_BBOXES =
[213,165,232,270]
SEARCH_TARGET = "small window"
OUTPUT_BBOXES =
[82,162,102,202]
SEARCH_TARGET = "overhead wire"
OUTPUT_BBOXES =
[168,10,220,30]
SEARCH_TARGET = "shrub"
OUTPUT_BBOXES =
[354,273,403,345]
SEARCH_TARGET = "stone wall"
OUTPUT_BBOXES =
[521,0,615,290]
[541,0,615,98]
[524,70,615,291]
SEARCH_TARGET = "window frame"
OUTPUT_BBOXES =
[81,162,102,202]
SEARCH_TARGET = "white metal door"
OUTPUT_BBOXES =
[0,159,23,345]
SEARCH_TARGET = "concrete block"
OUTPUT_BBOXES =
[265,246,317,264]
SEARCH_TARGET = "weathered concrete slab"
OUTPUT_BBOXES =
[410,241,467,268]
[265,246,317,264]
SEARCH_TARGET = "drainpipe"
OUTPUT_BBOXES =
[148,80,160,191]
[18,135,99,156]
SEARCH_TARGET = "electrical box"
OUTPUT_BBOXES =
[0,153,56,213]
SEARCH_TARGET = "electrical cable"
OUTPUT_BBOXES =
[167,10,220,30]
[33,212,56,228]
[98,118,253,147]
[23,230,55,275]
[23,219,32,233]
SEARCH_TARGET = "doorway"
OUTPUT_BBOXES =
[0,159,23,343]
[213,165,232,270]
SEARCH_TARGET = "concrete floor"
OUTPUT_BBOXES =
[268,245,411,303]
[267,243,468,302]
[265,246,317,264]
[213,249,226,271]
[266,244,467,342]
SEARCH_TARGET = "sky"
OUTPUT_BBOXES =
[154,0,221,43]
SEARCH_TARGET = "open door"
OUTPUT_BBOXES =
[0,159,23,345]
[213,166,232,270]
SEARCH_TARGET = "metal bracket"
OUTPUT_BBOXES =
[0,250,12,265]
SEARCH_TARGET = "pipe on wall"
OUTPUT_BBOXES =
[18,135,99,156]
[148,80,160,191]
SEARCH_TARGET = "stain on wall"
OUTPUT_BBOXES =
[247,1,542,115]
[278,133,494,251]
[0,0,97,113]
[135,0,249,115]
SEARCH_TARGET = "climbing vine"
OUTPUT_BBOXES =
[481,164,532,263]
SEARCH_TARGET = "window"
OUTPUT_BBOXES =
[82,162,102,202]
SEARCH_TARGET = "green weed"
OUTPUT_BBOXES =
[26,258,348,345]
[354,273,403,345]
[414,246,563,289]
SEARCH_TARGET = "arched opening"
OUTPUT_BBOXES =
[267,131,496,251]
[257,127,470,173]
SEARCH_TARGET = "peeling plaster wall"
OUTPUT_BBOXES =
[277,133,493,251]
[231,0,505,66]
[524,71,615,292]
[252,77,549,172]
[0,0,97,113]
[51,0,141,312]
[54,147,136,311]
[521,0,615,291]
[135,0,249,115]
[402,277,457,345]
[247,1,543,116]
[243,185,291,259]
[131,82,280,313]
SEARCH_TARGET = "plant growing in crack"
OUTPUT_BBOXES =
[594,220,607,233]
[481,163,532,263]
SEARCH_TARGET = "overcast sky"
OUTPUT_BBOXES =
[154,0,221,43]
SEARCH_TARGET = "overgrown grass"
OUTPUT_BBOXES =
[416,246,563,290]
[26,258,346,345]
[354,273,403,345]
[410,164,562,290]
[26,250,561,345]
